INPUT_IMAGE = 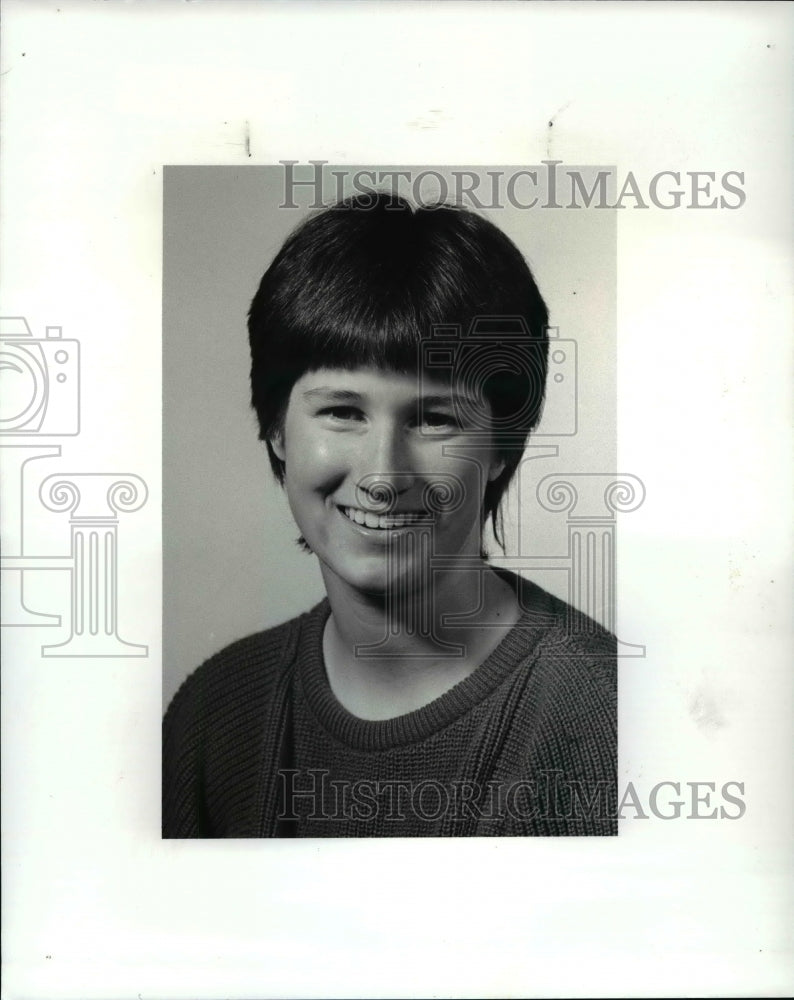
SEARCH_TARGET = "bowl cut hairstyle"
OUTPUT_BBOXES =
[248,191,550,547]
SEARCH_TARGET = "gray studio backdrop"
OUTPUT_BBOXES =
[163,165,616,709]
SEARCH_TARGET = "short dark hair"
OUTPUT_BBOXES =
[248,192,549,548]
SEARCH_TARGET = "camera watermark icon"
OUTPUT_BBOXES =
[0,317,80,435]
[541,329,577,436]
[418,317,569,441]
[0,316,148,657]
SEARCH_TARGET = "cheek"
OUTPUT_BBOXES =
[412,446,488,510]
[283,429,349,497]
[446,457,490,511]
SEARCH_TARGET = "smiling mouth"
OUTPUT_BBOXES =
[338,505,434,530]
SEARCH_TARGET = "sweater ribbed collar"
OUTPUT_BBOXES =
[295,570,560,752]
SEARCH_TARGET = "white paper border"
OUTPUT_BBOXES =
[2,2,792,998]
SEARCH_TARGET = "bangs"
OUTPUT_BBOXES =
[256,199,508,378]
[267,266,470,378]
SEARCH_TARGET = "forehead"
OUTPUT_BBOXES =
[291,366,460,403]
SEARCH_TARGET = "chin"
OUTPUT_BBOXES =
[320,549,432,601]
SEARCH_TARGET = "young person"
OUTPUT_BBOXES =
[163,192,617,838]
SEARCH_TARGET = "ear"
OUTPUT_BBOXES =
[487,457,506,483]
[269,428,286,462]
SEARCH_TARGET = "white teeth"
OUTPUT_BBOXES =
[340,506,429,530]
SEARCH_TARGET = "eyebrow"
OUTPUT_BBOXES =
[422,394,472,408]
[301,387,479,408]
[301,388,363,402]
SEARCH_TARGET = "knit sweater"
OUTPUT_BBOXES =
[163,572,617,837]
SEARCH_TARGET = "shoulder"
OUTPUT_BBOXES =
[164,600,327,732]
[507,570,615,654]
[501,571,617,718]
[162,602,327,838]
[536,593,616,688]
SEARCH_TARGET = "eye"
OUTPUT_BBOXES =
[321,405,364,422]
[419,410,461,432]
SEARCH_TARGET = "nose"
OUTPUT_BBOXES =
[354,421,417,510]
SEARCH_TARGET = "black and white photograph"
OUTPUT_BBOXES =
[2,2,792,998]
[162,164,621,838]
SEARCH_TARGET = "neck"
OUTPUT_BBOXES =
[320,562,521,720]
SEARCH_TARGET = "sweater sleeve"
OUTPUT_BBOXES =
[162,669,211,838]
[161,614,308,838]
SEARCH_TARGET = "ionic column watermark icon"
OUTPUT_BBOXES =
[29,474,148,657]
[0,316,149,657]
[352,473,469,659]
[525,473,646,654]
[348,315,646,657]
